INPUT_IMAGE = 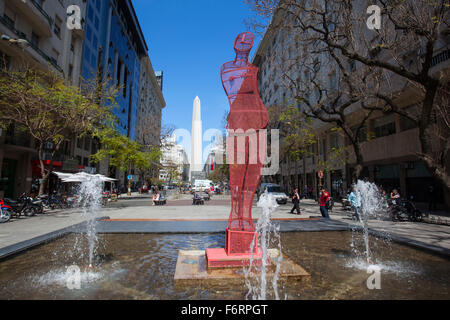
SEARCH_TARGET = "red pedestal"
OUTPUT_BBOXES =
[206,228,261,268]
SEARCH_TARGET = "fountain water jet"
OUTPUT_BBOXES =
[351,180,388,266]
[244,190,282,300]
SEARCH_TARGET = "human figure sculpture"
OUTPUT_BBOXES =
[220,32,268,238]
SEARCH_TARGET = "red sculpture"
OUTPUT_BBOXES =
[205,32,267,267]
[220,32,268,255]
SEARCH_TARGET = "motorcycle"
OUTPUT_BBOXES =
[2,193,36,217]
[388,198,423,222]
[0,201,12,223]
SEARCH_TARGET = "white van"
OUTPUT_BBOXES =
[257,183,289,204]
[193,179,213,193]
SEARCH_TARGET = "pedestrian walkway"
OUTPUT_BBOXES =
[0,195,449,259]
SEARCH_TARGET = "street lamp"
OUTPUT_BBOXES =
[1,35,29,49]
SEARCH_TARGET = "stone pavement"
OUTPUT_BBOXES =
[0,193,449,258]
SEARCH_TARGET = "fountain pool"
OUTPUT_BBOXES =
[0,231,448,300]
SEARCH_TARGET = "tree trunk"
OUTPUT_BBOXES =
[38,145,46,196]
[417,85,450,208]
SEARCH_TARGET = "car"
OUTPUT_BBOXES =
[257,183,289,204]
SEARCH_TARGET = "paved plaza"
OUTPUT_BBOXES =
[0,193,449,259]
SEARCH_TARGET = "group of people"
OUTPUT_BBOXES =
[290,187,331,219]
[347,186,404,222]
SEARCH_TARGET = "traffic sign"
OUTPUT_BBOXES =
[318,170,324,179]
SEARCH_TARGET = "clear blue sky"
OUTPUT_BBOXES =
[132,0,262,162]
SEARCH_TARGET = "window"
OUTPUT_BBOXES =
[77,138,82,149]
[83,157,89,166]
[330,133,339,149]
[374,114,396,138]
[329,72,337,89]
[123,68,128,97]
[116,58,123,87]
[68,64,73,78]
[84,137,90,151]
[31,32,39,47]
[54,16,62,38]
[0,51,10,70]
[51,48,59,64]
[3,7,15,28]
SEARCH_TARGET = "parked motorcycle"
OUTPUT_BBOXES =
[0,201,12,223]
[2,193,36,217]
[388,198,423,222]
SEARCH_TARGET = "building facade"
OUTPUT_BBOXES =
[159,134,189,183]
[0,0,86,198]
[253,1,450,208]
[0,0,164,197]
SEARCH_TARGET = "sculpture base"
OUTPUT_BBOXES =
[205,247,263,268]
[225,228,258,255]
[174,249,310,286]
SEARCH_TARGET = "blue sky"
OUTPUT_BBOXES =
[132,0,262,162]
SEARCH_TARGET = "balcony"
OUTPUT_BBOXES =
[360,128,421,163]
[431,49,450,67]
[0,15,63,74]
[8,0,53,37]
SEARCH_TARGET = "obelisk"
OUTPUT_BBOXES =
[190,96,203,182]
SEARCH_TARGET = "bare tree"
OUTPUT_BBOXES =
[247,0,450,194]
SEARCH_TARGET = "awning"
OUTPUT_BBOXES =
[53,172,118,183]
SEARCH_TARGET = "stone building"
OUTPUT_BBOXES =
[159,134,189,183]
[0,0,86,198]
[137,56,166,181]
[253,0,450,208]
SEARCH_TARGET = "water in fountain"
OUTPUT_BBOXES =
[349,180,388,266]
[244,190,282,300]
[76,173,103,268]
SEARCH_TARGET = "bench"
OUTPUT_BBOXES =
[153,196,166,206]
[193,198,204,205]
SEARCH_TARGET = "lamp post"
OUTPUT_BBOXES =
[1,35,29,49]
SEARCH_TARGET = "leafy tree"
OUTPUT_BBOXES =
[91,127,161,192]
[0,68,116,195]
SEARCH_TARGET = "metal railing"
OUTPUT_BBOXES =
[30,0,53,26]
[0,15,63,73]
[431,49,450,67]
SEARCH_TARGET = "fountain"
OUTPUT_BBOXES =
[244,191,282,300]
[348,180,392,268]
[55,172,117,268]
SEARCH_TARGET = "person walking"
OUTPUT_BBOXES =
[319,187,330,219]
[290,188,301,215]
[348,186,362,222]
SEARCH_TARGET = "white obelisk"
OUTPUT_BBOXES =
[190,96,203,181]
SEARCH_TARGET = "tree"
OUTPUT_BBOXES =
[208,163,230,184]
[0,68,116,195]
[91,127,161,192]
[246,0,450,193]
